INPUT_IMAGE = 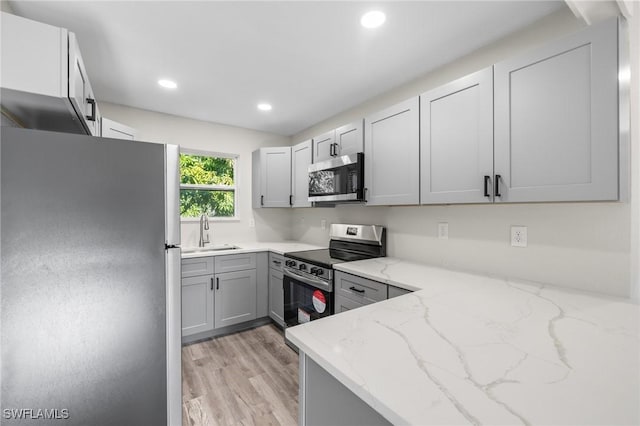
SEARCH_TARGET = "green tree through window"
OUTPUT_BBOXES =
[180,152,236,218]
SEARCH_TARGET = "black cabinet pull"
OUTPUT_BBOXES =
[216,277,219,290]
[210,277,214,290]
[260,195,264,206]
[484,175,491,197]
[349,286,365,293]
[329,143,335,157]
[289,195,293,206]
[86,98,96,121]
[494,174,502,197]
[333,143,338,156]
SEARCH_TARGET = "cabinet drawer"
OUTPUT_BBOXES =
[388,286,412,299]
[335,271,387,304]
[181,256,214,278]
[269,252,285,272]
[215,253,257,273]
[335,292,366,313]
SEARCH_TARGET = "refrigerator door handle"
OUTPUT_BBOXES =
[166,247,182,426]
[165,144,181,246]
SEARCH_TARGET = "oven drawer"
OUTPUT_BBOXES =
[269,252,285,272]
[335,271,387,304]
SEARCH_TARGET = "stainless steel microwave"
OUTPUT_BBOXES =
[308,152,364,203]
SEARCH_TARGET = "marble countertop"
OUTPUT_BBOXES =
[287,257,640,425]
[180,241,324,258]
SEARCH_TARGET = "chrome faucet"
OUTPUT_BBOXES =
[198,213,210,247]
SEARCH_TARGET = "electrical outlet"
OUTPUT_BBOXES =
[321,219,327,230]
[248,217,255,228]
[511,226,527,247]
[438,222,449,240]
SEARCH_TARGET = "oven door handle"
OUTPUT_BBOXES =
[283,268,333,292]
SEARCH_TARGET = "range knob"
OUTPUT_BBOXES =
[298,264,307,271]
[285,260,297,267]
[315,269,324,276]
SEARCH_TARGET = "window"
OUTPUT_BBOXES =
[179,150,237,219]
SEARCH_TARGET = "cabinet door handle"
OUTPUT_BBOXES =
[289,195,293,206]
[273,260,281,265]
[261,195,264,206]
[210,277,214,290]
[329,143,334,157]
[86,98,96,121]
[484,175,491,197]
[216,277,220,290]
[349,286,365,294]
[364,187,368,202]
[494,174,502,197]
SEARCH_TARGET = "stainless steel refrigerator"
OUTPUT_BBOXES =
[1,127,182,425]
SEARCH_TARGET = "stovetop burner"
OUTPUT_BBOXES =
[284,248,374,268]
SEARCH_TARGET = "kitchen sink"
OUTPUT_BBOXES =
[182,245,241,254]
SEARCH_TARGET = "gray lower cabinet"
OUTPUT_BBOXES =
[335,271,414,313]
[336,271,388,306]
[214,269,258,329]
[494,18,618,202]
[268,252,285,327]
[388,286,412,299]
[181,257,215,337]
[256,252,269,318]
[301,353,391,426]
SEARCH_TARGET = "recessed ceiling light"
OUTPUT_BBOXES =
[158,79,177,89]
[361,10,386,29]
[257,103,272,111]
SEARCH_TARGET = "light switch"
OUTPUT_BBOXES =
[438,222,449,240]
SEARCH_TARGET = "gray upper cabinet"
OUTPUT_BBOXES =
[313,121,363,163]
[214,269,258,329]
[364,97,420,206]
[494,18,619,203]
[313,130,335,163]
[291,139,313,207]
[1,13,100,136]
[334,121,363,157]
[252,147,292,208]
[420,67,494,204]
[101,117,136,140]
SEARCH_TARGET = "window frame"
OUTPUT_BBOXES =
[179,148,239,222]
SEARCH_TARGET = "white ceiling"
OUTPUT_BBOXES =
[9,1,566,136]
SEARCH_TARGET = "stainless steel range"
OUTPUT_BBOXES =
[283,224,386,328]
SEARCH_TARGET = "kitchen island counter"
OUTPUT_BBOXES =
[287,257,640,425]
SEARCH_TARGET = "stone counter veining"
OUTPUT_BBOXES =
[287,257,640,425]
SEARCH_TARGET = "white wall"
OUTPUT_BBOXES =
[99,102,293,247]
[291,8,635,298]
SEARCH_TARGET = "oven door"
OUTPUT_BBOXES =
[283,268,333,327]
[308,152,364,202]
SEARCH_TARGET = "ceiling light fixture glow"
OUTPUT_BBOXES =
[257,103,273,111]
[158,79,177,89]
[361,10,386,29]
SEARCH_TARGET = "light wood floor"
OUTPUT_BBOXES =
[182,324,299,426]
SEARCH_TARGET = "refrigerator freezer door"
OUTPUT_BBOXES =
[1,128,168,425]
[165,144,181,247]
[166,247,182,426]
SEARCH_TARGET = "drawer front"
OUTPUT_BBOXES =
[215,253,257,273]
[336,271,387,304]
[335,292,365,313]
[269,252,285,272]
[181,256,214,278]
[388,286,412,299]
